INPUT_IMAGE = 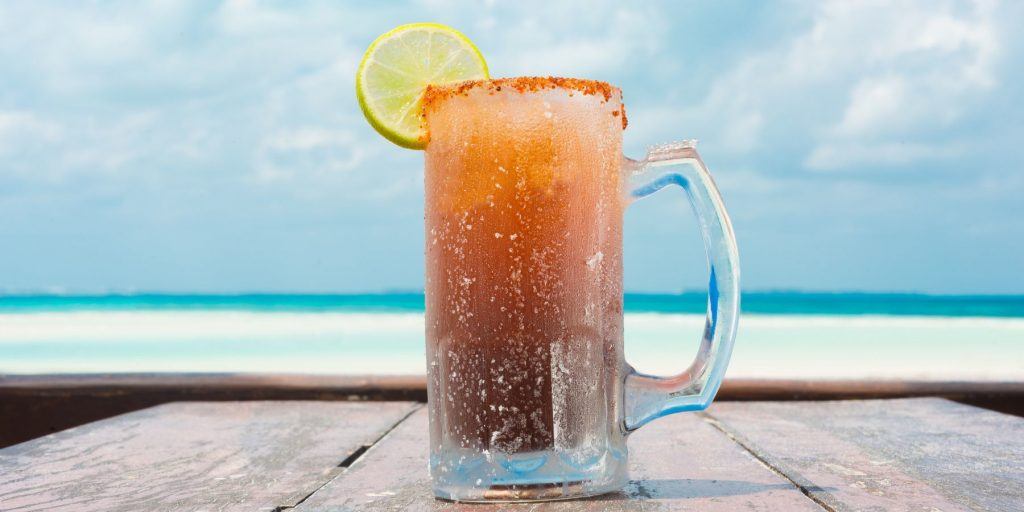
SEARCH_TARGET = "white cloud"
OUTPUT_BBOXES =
[673,0,1001,169]
[833,76,912,138]
[483,3,666,77]
[255,127,372,184]
[0,106,214,184]
[265,128,356,152]
[0,111,62,156]
[805,141,967,171]
[0,1,386,192]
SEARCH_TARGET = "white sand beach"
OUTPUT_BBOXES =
[1,311,1022,380]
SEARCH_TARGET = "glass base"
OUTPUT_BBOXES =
[431,446,628,502]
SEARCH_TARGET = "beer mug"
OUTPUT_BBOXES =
[422,77,739,501]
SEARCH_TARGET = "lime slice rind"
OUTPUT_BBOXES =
[356,23,489,149]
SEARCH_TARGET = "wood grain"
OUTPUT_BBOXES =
[294,407,823,511]
[4,397,1022,511]
[0,401,419,512]
[706,398,1024,512]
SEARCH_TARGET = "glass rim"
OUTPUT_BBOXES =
[422,77,626,131]
[423,76,622,110]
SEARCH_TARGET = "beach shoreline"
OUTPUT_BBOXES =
[1,311,1021,381]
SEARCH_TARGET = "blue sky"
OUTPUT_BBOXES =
[1,1,1022,294]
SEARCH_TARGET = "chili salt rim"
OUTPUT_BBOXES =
[422,76,627,130]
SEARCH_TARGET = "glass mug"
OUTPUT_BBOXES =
[422,77,739,502]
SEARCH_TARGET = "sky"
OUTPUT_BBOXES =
[1,0,1022,295]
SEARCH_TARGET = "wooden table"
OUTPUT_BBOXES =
[1,398,1021,511]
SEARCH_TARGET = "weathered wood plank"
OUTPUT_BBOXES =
[0,401,420,512]
[706,398,1024,512]
[295,407,823,511]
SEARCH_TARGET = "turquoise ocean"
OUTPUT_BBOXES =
[4,292,1024,316]
[2,293,1023,380]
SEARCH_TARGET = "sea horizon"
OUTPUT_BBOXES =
[2,291,1024,318]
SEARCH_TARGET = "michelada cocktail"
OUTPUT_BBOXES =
[355,23,739,502]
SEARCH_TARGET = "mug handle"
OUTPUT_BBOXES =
[622,140,740,431]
